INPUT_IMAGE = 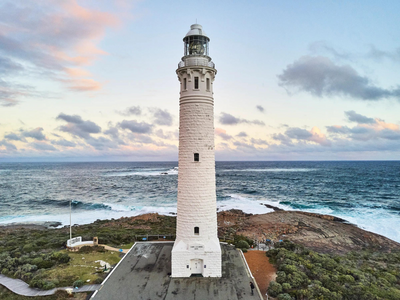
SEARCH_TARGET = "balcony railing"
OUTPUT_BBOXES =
[178,60,215,69]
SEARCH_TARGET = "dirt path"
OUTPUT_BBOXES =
[244,251,276,299]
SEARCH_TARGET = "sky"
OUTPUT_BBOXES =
[1,0,400,162]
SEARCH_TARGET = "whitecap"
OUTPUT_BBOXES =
[221,168,316,172]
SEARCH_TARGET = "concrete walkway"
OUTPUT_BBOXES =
[0,274,100,296]
[99,244,129,253]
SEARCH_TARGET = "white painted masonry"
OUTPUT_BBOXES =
[171,24,222,277]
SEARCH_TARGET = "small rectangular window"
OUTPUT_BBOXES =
[206,78,210,91]
[194,77,199,89]
[183,78,187,90]
[194,227,199,235]
[194,153,199,162]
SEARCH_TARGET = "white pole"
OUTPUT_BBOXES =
[70,200,72,241]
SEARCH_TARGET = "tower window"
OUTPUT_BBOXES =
[206,78,210,91]
[183,78,187,90]
[194,227,199,235]
[194,153,199,162]
[194,77,199,89]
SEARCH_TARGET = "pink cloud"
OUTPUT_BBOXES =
[0,0,123,104]
[64,78,103,91]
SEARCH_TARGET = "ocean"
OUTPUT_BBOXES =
[0,161,399,243]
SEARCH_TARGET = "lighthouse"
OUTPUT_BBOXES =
[171,24,222,278]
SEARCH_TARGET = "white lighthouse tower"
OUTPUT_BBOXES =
[171,24,222,278]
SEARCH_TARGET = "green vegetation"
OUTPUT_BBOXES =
[232,234,253,252]
[266,240,400,300]
[38,248,121,287]
[0,215,177,290]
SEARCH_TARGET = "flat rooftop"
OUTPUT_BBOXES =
[93,242,261,300]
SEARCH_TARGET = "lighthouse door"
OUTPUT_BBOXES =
[190,259,203,275]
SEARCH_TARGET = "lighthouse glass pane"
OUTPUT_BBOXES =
[206,78,210,91]
[185,36,209,56]
[194,77,199,89]
[194,153,199,161]
[194,227,199,235]
[183,78,187,90]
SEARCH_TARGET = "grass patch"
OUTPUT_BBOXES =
[41,250,121,287]
[119,242,135,249]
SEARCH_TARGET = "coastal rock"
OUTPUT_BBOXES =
[217,209,400,254]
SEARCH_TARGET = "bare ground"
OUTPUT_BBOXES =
[244,250,276,299]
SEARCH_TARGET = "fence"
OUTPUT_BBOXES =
[135,234,175,241]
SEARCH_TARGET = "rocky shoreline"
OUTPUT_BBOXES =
[218,206,400,254]
[2,205,399,255]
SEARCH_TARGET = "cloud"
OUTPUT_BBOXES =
[155,129,177,140]
[151,108,173,126]
[0,139,17,151]
[272,133,293,146]
[86,136,119,150]
[4,132,26,142]
[309,41,400,64]
[130,134,155,144]
[367,46,400,63]
[345,110,375,124]
[51,139,76,148]
[278,56,400,101]
[116,106,142,116]
[22,127,46,141]
[0,0,120,105]
[215,128,232,140]
[236,131,248,137]
[219,112,265,126]
[30,142,57,151]
[250,138,269,146]
[0,79,45,107]
[327,111,400,142]
[62,78,102,91]
[275,126,331,146]
[326,125,351,134]
[119,120,153,134]
[309,41,352,61]
[57,113,101,139]
[256,105,265,113]
[233,141,257,150]
[285,127,313,140]
[104,126,120,139]
[0,56,24,75]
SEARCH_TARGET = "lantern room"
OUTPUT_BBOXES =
[183,24,210,56]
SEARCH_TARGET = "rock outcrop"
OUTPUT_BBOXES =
[217,209,400,254]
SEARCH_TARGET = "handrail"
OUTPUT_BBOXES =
[178,60,215,69]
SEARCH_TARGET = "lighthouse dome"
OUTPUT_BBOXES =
[185,24,209,40]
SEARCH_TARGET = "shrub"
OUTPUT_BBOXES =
[42,281,55,290]
[73,280,84,288]
[267,281,282,297]
[235,240,250,249]
[23,243,38,253]
[276,271,287,284]
[30,279,45,289]
[282,282,291,291]
[51,252,70,263]
[93,277,103,284]
[78,245,105,253]
[1,268,10,276]
[277,293,292,300]
[36,259,55,269]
